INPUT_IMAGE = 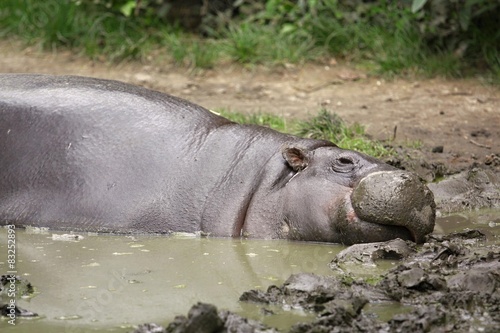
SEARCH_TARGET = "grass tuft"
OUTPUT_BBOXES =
[219,109,392,159]
[218,109,289,133]
[225,23,260,64]
[295,110,392,158]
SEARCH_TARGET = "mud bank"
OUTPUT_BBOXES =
[390,148,500,213]
[132,231,499,333]
[428,167,500,213]
[244,231,500,332]
[134,303,277,333]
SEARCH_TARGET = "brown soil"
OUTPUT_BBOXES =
[1,40,499,177]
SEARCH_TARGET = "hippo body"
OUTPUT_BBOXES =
[0,74,435,244]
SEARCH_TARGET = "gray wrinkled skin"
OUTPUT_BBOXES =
[0,74,435,244]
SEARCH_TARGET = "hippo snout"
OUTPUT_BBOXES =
[351,170,436,243]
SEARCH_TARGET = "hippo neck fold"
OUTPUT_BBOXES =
[197,124,288,238]
[198,123,336,239]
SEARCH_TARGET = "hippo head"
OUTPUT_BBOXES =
[280,143,435,245]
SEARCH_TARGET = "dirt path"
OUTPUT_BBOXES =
[1,40,499,177]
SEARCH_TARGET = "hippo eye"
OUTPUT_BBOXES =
[332,156,356,173]
[339,157,354,165]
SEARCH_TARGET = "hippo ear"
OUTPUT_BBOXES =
[282,146,309,171]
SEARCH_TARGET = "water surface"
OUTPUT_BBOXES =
[1,209,498,332]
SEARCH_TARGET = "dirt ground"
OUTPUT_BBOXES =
[1,40,499,177]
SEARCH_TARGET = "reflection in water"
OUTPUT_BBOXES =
[0,209,498,332]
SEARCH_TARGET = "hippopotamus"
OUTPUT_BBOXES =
[0,74,435,244]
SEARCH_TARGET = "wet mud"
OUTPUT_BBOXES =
[133,303,278,333]
[428,167,500,213]
[0,275,37,318]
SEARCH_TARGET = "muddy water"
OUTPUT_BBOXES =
[1,210,499,332]
[0,230,341,332]
[433,209,500,244]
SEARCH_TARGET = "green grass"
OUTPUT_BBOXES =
[403,139,423,150]
[218,109,393,159]
[306,7,465,78]
[225,23,260,64]
[218,109,289,133]
[0,0,314,66]
[0,0,497,79]
[0,0,158,62]
[294,110,392,158]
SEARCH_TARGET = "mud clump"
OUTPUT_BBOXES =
[0,275,35,298]
[131,302,277,333]
[378,232,500,332]
[240,231,500,332]
[427,167,500,213]
[330,238,416,267]
[241,274,387,333]
[0,275,38,318]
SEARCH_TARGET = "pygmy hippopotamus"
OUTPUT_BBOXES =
[0,74,435,244]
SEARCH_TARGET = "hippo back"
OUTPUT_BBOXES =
[0,74,233,232]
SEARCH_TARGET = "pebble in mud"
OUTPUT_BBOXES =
[431,145,444,153]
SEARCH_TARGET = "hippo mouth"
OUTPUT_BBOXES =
[337,171,436,245]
